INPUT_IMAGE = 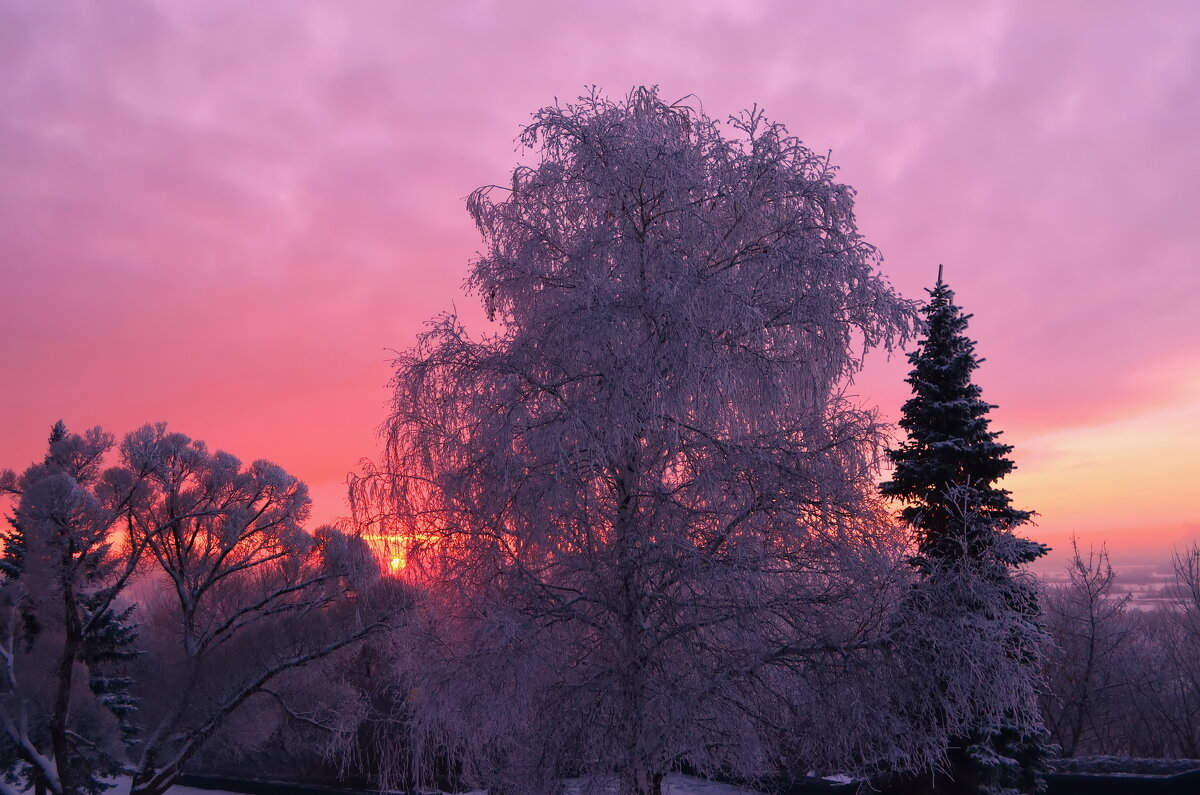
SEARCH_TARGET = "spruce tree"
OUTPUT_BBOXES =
[882,267,1052,795]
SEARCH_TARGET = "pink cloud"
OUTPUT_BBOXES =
[2,0,1197,547]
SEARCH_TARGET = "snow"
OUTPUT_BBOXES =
[89,784,228,795]
[558,775,765,794]
[651,776,765,794]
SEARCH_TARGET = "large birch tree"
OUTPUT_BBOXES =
[355,87,921,795]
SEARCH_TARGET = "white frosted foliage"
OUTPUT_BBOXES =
[354,88,924,795]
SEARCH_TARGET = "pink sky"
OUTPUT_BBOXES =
[2,0,1197,569]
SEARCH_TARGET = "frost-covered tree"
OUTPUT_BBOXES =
[0,423,142,795]
[117,423,393,795]
[1,420,396,795]
[881,269,1051,795]
[353,87,923,795]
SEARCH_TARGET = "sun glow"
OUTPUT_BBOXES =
[360,529,433,576]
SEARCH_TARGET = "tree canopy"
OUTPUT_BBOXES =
[1,423,390,795]
[355,86,924,795]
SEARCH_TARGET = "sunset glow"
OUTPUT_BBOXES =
[1,0,1197,573]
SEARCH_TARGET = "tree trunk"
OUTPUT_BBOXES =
[50,585,81,795]
[629,770,666,795]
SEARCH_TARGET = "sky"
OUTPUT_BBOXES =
[1,0,1197,571]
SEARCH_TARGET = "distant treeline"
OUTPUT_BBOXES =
[1040,541,1200,759]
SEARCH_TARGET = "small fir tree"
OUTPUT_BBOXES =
[882,267,1052,795]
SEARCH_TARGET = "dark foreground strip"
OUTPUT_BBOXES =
[176,775,386,795]
[1043,769,1200,795]
[179,770,1200,795]
[748,770,1200,795]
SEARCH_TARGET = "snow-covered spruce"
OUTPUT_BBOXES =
[881,270,1053,795]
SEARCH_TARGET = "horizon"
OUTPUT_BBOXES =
[2,1,1197,577]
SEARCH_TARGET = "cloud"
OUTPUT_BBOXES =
[1,0,1197,533]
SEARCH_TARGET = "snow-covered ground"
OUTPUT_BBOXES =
[70,784,227,795]
[90,783,223,795]
[660,776,764,795]
[562,774,763,794]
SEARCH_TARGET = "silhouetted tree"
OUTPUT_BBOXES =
[1040,540,1136,757]
[1,422,398,795]
[120,423,393,795]
[1146,544,1200,757]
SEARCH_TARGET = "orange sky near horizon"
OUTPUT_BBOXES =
[1,1,1197,574]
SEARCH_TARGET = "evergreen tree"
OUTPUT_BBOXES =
[882,268,1052,795]
[882,269,1042,569]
